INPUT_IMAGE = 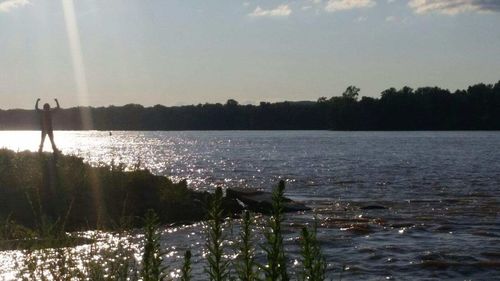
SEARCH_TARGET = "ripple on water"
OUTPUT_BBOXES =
[1,131,500,280]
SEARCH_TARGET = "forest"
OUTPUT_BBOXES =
[1,81,499,130]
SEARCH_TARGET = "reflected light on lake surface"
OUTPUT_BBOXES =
[0,131,46,152]
[1,131,500,280]
[0,130,260,191]
[0,130,162,171]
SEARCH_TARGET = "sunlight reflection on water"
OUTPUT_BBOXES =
[1,131,500,280]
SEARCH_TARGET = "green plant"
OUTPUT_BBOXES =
[205,187,229,281]
[180,250,192,281]
[0,215,35,241]
[261,180,289,281]
[236,211,259,281]
[299,219,326,281]
[141,209,168,281]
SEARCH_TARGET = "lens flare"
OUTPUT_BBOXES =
[62,0,93,129]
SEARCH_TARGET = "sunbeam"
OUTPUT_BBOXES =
[62,0,93,130]
[62,0,105,225]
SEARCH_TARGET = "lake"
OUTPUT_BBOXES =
[1,131,500,280]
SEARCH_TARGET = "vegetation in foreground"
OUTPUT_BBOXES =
[9,181,326,280]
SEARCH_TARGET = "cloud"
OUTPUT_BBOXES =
[325,0,376,12]
[408,0,500,15]
[249,4,292,17]
[302,0,323,13]
[0,0,29,12]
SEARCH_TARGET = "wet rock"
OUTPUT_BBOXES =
[185,191,243,218]
[221,196,245,216]
[226,188,310,214]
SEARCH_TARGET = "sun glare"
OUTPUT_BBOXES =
[0,131,39,152]
[62,0,93,129]
[0,131,73,152]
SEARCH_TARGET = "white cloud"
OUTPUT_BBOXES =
[325,0,376,12]
[249,4,292,17]
[302,0,323,13]
[409,0,500,15]
[0,0,29,12]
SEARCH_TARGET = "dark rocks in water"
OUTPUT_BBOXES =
[360,205,387,210]
[226,188,310,214]
[181,191,243,221]
[222,196,245,216]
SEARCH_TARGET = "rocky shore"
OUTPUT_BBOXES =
[0,149,308,234]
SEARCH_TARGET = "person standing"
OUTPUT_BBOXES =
[36,98,61,153]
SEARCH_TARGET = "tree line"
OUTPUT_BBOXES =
[1,81,499,130]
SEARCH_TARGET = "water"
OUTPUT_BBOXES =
[1,131,500,280]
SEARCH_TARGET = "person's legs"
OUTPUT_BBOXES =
[39,131,47,153]
[48,131,58,152]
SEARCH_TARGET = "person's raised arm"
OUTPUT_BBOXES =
[54,98,60,111]
[35,98,41,112]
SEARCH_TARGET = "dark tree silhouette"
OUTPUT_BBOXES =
[0,81,499,131]
[342,86,360,101]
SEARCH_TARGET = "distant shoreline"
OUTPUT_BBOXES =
[2,129,500,132]
[1,81,499,131]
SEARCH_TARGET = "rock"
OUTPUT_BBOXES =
[184,191,243,219]
[226,188,310,214]
[221,196,245,216]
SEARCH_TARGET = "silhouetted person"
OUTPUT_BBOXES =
[36,98,60,153]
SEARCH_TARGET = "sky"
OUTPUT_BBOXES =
[0,0,499,109]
